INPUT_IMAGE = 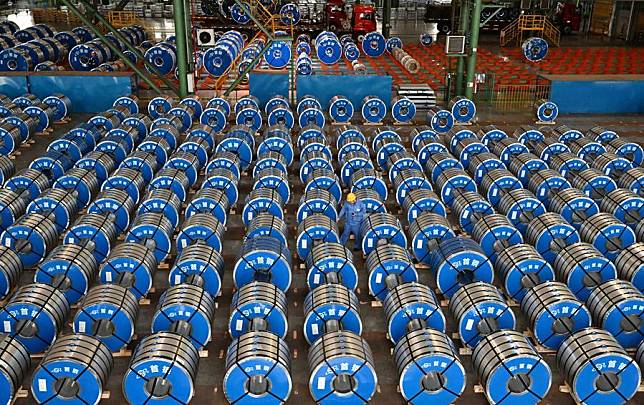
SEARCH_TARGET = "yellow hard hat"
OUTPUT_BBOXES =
[347,193,357,203]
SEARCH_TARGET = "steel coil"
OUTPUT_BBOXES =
[0,334,30,403]
[471,213,523,264]
[586,279,643,348]
[224,330,291,403]
[384,282,445,343]
[495,243,554,301]
[307,331,377,403]
[233,235,292,291]
[73,284,139,351]
[557,328,641,404]
[592,152,634,179]
[615,242,644,292]
[35,243,97,305]
[393,328,465,404]
[600,188,644,229]
[124,332,199,404]
[521,281,590,349]
[428,236,494,297]
[409,212,454,264]
[100,242,157,299]
[554,242,617,300]
[364,244,417,300]
[580,212,636,261]
[31,335,113,404]
[449,282,515,348]
[303,283,361,344]
[618,167,644,197]
[305,242,357,291]
[0,282,70,353]
[473,330,551,404]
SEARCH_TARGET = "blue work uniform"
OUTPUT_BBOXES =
[339,200,366,248]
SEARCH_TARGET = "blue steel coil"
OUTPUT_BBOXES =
[391,96,416,123]
[295,213,339,260]
[521,281,590,349]
[451,191,495,234]
[362,31,386,57]
[151,284,215,349]
[305,241,357,291]
[306,168,342,203]
[522,37,549,62]
[303,283,362,344]
[473,330,552,405]
[360,212,407,256]
[449,96,476,123]
[328,95,354,123]
[409,212,455,264]
[0,283,69,354]
[435,168,477,208]
[123,332,199,404]
[73,284,138,351]
[361,95,387,123]
[233,235,292,291]
[557,328,641,404]
[495,243,555,302]
[410,125,438,153]
[427,106,454,134]
[350,168,387,201]
[428,236,494,298]
[264,39,291,69]
[280,3,301,25]
[554,242,617,301]
[449,282,516,348]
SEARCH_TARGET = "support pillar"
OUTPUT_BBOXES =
[455,0,469,96]
[173,0,190,97]
[383,0,392,38]
[464,0,481,99]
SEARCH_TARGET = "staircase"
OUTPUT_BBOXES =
[500,15,560,47]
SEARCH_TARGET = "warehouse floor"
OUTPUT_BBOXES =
[9,111,644,404]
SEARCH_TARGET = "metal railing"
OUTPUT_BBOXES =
[500,15,560,47]
[487,83,550,110]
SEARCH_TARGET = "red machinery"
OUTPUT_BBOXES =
[326,0,376,37]
[556,3,582,34]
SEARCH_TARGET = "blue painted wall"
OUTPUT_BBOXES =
[249,72,290,109]
[0,76,28,98]
[297,75,392,110]
[550,79,644,114]
[0,73,134,113]
[29,74,134,113]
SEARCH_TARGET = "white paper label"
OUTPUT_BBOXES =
[317,377,326,390]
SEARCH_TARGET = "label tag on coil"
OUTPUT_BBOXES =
[38,379,47,392]
[317,377,326,390]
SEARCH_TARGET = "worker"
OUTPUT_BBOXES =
[339,192,366,250]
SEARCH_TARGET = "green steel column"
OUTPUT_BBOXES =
[173,0,190,97]
[455,0,469,95]
[464,0,481,99]
[383,0,392,38]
